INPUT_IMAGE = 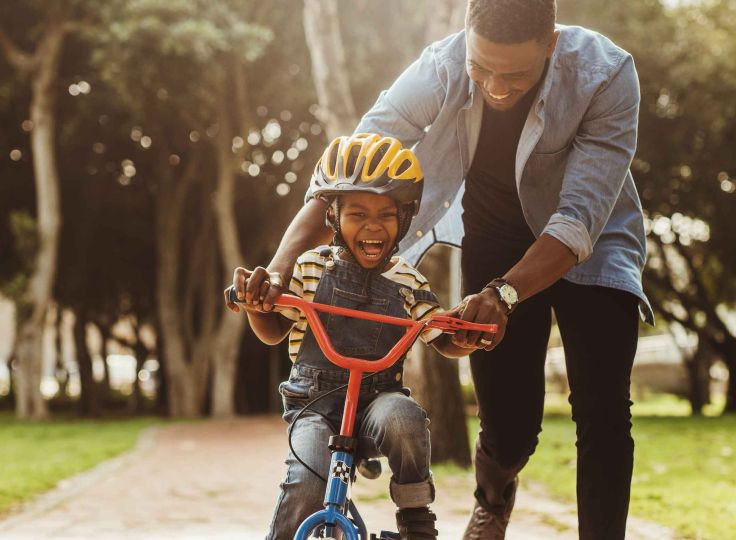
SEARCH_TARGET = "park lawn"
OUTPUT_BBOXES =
[0,413,159,515]
[467,394,736,540]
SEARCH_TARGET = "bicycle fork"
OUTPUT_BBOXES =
[294,436,366,539]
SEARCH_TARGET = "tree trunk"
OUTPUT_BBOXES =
[408,245,471,466]
[73,309,99,416]
[710,334,736,414]
[129,337,148,415]
[725,362,736,414]
[154,328,169,415]
[54,307,69,397]
[684,340,711,416]
[303,0,358,139]
[209,84,248,418]
[97,323,112,396]
[155,154,207,417]
[12,24,67,421]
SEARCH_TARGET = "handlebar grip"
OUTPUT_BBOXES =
[228,286,239,304]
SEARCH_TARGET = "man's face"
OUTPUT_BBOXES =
[466,27,559,111]
[337,193,399,269]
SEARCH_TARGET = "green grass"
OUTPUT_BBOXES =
[0,413,159,515]
[465,393,736,540]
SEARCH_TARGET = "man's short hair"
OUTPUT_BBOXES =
[466,0,556,44]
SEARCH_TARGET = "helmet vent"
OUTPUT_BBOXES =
[366,143,390,177]
[345,145,361,180]
[395,159,411,176]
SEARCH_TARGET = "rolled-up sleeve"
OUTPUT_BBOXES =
[542,54,640,263]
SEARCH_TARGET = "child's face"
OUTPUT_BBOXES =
[337,192,399,269]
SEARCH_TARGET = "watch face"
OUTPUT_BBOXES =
[499,284,518,305]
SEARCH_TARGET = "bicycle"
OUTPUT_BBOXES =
[230,290,497,539]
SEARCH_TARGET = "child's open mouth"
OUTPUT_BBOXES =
[357,239,386,259]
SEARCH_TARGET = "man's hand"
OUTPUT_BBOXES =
[224,266,285,313]
[450,288,508,351]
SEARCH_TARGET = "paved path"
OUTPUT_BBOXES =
[0,417,678,539]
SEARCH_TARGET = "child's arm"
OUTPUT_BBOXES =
[241,256,310,345]
[245,308,293,345]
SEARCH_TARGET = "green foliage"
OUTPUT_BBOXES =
[0,413,160,514]
[89,0,273,120]
[0,211,36,312]
[7,211,36,268]
[561,0,736,302]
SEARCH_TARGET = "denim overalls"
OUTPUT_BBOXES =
[266,251,437,539]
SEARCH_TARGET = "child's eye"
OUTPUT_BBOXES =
[381,212,398,219]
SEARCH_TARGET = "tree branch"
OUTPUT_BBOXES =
[0,28,38,72]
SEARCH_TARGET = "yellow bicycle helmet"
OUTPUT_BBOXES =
[310,133,424,216]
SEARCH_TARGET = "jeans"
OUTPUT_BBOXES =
[265,388,433,539]
[463,242,639,540]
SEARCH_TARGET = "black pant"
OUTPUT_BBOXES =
[463,244,639,540]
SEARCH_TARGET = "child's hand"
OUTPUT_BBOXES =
[225,266,285,313]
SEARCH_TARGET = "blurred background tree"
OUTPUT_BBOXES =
[0,0,734,439]
[557,0,736,413]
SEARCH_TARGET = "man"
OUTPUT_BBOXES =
[227,1,652,538]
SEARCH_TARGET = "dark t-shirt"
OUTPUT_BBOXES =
[462,68,548,262]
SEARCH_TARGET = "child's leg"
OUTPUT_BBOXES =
[359,391,437,538]
[359,391,434,505]
[266,411,334,540]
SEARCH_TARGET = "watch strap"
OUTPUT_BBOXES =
[483,278,518,314]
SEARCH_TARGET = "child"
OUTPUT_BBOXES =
[235,134,474,539]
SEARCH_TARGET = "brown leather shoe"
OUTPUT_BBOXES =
[462,477,517,540]
[461,501,510,539]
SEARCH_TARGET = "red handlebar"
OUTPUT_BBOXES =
[233,291,497,436]
[272,294,497,372]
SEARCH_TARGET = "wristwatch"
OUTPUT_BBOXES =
[484,278,519,315]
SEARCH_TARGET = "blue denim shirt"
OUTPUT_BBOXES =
[354,25,653,324]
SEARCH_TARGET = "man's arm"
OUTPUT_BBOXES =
[453,54,640,349]
[450,234,576,349]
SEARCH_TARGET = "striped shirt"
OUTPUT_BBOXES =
[280,247,442,362]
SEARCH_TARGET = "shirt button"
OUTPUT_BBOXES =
[395,372,402,382]
[416,230,423,237]
[443,201,450,208]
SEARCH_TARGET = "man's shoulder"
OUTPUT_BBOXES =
[555,24,631,73]
[429,30,467,66]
